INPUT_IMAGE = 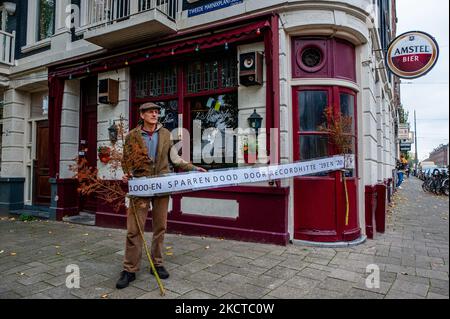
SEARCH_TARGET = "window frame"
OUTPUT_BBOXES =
[293,85,358,178]
[37,0,56,42]
[0,6,7,31]
[130,52,239,169]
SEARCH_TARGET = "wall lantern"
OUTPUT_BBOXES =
[247,109,263,135]
[108,122,118,145]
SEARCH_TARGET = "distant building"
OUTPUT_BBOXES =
[429,144,449,167]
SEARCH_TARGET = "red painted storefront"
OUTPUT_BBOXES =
[48,15,290,245]
[47,14,371,246]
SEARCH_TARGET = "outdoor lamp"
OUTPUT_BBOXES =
[108,122,118,144]
[247,109,263,134]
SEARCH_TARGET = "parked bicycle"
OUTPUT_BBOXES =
[422,168,449,196]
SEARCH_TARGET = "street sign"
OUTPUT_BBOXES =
[398,124,410,140]
[400,145,412,151]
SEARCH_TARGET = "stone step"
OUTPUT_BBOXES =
[62,212,96,226]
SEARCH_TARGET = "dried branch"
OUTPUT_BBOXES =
[318,106,354,155]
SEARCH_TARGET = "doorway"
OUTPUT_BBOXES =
[33,120,51,205]
[79,77,98,213]
[292,86,360,242]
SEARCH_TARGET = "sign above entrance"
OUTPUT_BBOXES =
[183,0,244,17]
[387,31,439,79]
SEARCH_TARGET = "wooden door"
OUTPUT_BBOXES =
[33,120,51,205]
[292,86,360,243]
[79,77,98,213]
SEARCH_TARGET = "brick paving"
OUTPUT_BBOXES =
[0,177,448,299]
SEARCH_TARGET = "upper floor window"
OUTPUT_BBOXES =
[38,0,55,41]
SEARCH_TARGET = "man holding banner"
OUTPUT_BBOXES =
[116,102,206,290]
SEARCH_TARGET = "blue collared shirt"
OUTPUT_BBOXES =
[141,129,159,161]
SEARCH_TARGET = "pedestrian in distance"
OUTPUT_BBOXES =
[396,154,408,189]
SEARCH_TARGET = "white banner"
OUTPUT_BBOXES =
[128,155,355,197]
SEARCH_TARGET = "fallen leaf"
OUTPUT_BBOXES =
[205,246,210,249]
[166,246,173,250]
[0,250,4,254]
[9,218,15,221]
[165,252,173,256]
[56,252,61,255]
[83,233,89,236]
[101,294,109,299]
[55,246,60,249]
[17,272,25,276]
[48,231,52,234]
[10,252,17,256]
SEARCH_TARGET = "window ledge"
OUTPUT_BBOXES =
[21,38,51,54]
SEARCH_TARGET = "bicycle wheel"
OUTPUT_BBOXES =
[443,179,449,196]
[422,181,428,192]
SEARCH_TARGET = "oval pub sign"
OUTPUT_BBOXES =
[387,31,439,79]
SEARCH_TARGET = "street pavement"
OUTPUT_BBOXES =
[0,177,448,299]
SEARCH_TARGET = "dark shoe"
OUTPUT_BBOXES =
[151,266,170,279]
[116,271,136,289]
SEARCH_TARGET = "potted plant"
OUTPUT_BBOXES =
[98,146,111,164]
[243,138,258,164]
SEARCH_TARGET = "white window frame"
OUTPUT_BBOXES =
[0,6,8,31]
[24,0,58,50]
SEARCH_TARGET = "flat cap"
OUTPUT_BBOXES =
[139,102,161,112]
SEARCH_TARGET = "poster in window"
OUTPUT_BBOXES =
[156,100,179,132]
[190,93,238,167]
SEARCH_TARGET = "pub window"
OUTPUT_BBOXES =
[186,56,238,94]
[156,100,179,132]
[38,0,55,41]
[222,57,238,88]
[135,65,177,98]
[189,93,238,169]
[295,87,357,177]
[298,90,330,161]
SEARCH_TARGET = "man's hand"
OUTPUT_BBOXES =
[122,173,131,183]
[196,166,208,173]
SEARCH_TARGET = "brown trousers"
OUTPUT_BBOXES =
[123,196,170,273]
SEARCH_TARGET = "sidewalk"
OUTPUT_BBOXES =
[0,177,448,299]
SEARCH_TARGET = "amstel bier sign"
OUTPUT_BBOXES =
[387,31,439,79]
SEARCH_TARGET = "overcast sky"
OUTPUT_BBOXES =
[396,0,449,161]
